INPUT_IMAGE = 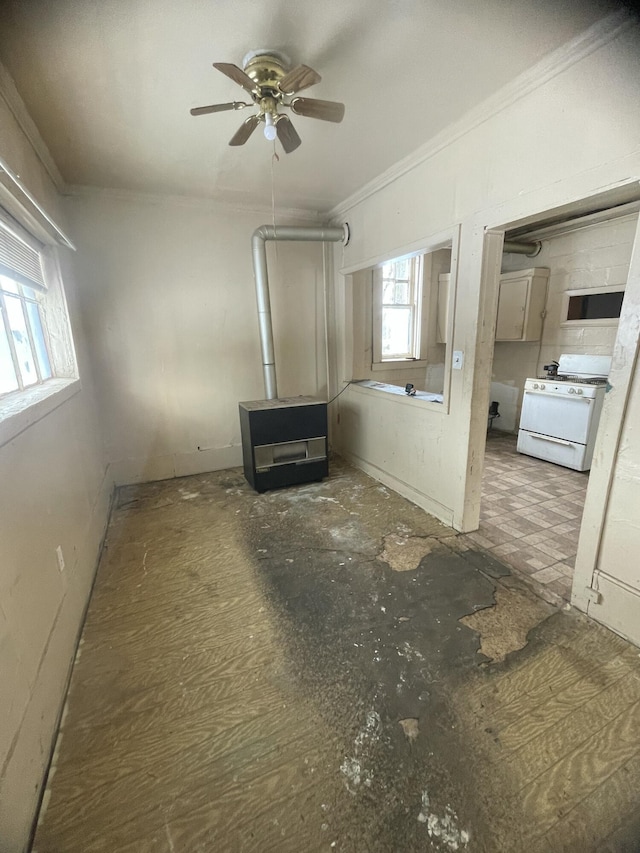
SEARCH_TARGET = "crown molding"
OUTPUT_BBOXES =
[330,10,634,219]
[63,183,325,221]
[0,156,75,248]
[0,60,66,193]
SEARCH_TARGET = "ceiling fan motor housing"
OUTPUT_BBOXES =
[243,52,289,103]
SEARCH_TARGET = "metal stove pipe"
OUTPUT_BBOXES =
[251,223,349,399]
[503,239,542,257]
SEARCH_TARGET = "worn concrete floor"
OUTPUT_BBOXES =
[33,457,640,852]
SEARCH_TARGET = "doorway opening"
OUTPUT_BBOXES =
[471,200,638,604]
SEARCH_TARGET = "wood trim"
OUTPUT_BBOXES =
[457,228,505,531]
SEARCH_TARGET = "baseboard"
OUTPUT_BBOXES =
[26,467,114,853]
[340,449,455,528]
[109,445,243,487]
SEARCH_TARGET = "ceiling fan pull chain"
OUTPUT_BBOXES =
[271,147,279,262]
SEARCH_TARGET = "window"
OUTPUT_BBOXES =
[373,255,424,362]
[566,290,624,320]
[0,212,53,398]
[561,285,625,326]
[0,184,79,446]
[347,228,458,407]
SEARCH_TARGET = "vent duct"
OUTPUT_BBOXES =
[503,239,542,257]
[251,223,349,399]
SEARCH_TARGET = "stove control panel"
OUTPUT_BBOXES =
[525,377,602,399]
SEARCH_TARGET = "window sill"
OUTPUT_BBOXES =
[559,319,619,328]
[351,380,445,410]
[371,359,428,372]
[0,378,81,448]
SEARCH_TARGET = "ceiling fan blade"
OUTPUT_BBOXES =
[229,115,260,146]
[276,116,302,154]
[290,97,345,123]
[212,62,256,94]
[190,102,248,116]
[278,64,321,95]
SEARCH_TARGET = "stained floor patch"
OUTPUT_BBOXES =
[381,534,437,571]
[399,718,419,741]
[241,465,518,850]
[458,583,552,662]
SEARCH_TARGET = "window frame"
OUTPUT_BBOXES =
[343,224,460,414]
[0,190,80,448]
[560,284,625,328]
[371,253,430,369]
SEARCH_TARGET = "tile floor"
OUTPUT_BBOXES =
[464,430,589,601]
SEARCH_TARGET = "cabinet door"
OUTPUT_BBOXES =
[496,277,528,340]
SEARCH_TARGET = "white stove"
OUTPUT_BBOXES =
[517,354,611,471]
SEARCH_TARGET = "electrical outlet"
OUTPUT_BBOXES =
[452,350,464,370]
[56,545,65,573]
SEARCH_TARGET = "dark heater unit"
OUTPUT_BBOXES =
[239,396,328,493]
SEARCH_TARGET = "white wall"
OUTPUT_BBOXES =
[64,192,326,486]
[329,20,640,532]
[491,213,637,431]
[0,101,110,851]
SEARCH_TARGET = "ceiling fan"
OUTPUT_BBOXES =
[190,49,345,153]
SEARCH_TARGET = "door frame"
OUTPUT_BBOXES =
[571,211,640,615]
[465,183,640,620]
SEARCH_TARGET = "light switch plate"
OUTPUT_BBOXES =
[453,350,464,370]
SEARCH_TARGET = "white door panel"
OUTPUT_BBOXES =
[588,573,640,647]
[596,367,640,595]
[496,278,527,340]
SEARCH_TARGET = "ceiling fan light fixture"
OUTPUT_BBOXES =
[263,112,277,141]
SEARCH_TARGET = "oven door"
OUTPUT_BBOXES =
[519,389,595,444]
[517,429,588,470]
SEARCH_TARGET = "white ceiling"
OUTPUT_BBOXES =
[0,0,618,213]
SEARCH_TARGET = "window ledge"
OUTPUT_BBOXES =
[560,319,619,328]
[0,378,81,448]
[351,380,445,409]
[371,359,428,372]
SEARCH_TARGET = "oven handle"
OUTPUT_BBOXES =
[529,432,574,447]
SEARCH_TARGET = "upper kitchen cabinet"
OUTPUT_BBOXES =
[495,268,549,342]
[437,267,549,343]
